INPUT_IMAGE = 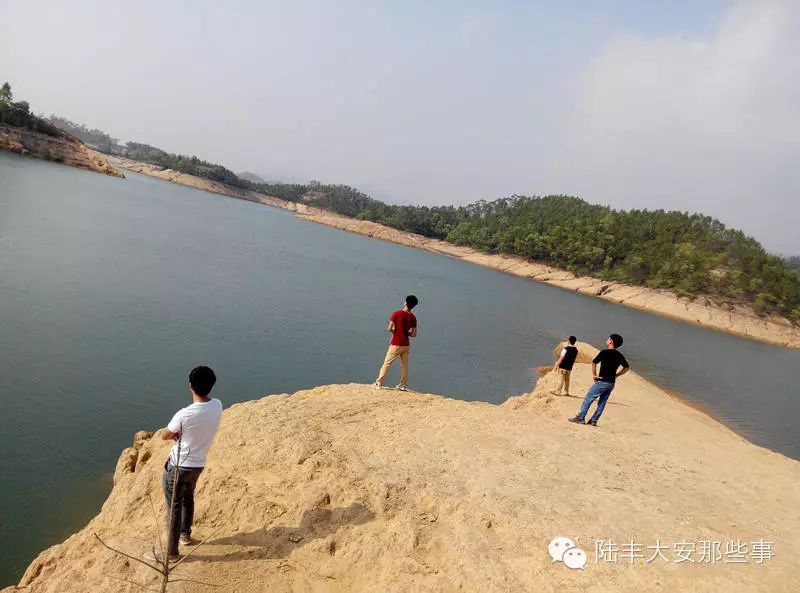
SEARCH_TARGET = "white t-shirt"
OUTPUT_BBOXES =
[167,398,223,468]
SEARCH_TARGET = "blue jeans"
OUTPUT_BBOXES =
[577,380,615,423]
[163,462,203,555]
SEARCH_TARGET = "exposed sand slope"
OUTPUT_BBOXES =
[552,341,600,364]
[6,365,798,592]
[0,124,123,177]
[108,156,800,350]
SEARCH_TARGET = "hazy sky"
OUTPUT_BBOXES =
[2,0,798,253]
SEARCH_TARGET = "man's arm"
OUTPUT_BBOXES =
[386,311,397,334]
[616,366,630,378]
[408,326,417,338]
[163,411,182,440]
[591,351,603,380]
[554,354,565,371]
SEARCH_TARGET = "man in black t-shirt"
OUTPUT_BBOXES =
[551,335,579,396]
[569,333,630,426]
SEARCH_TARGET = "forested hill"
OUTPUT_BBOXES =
[47,115,800,324]
[394,196,800,323]
[1,83,66,137]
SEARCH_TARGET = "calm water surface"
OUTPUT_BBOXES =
[0,152,798,585]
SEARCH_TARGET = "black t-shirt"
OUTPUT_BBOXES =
[593,349,629,382]
[559,346,579,371]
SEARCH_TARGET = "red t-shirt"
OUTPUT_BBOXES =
[389,310,417,346]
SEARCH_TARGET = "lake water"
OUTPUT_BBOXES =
[1,151,798,585]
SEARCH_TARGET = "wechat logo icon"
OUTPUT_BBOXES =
[548,536,588,570]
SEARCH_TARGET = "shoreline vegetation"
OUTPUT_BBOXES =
[107,155,800,350]
[43,110,800,342]
[6,360,799,592]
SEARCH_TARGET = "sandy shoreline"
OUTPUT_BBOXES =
[108,156,800,350]
[107,156,335,217]
[6,352,798,592]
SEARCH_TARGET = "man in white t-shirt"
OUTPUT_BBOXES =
[152,366,223,562]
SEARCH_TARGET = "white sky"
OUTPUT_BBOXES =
[1,0,798,253]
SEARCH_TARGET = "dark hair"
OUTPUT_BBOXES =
[189,366,216,396]
[609,333,623,348]
[405,295,419,310]
[568,335,577,345]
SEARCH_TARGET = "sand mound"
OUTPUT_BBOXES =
[5,372,799,593]
[551,341,600,364]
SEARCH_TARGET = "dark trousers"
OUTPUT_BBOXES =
[163,462,203,555]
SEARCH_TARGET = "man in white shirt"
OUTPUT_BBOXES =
[155,366,223,561]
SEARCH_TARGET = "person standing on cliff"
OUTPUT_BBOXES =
[569,334,629,426]
[374,295,419,391]
[551,336,579,396]
[146,366,223,563]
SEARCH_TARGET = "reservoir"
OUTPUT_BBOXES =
[1,151,798,585]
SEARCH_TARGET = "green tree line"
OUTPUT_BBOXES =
[358,195,800,322]
[46,111,380,218]
[0,82,63,137]
[47,115,124,154]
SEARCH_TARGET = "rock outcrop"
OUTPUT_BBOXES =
[4,365,798,592]
[0,124,123,177]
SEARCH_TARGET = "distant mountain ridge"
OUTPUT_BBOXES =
[237,171,266,184]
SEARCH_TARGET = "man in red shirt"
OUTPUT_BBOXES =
[374,295,419,391]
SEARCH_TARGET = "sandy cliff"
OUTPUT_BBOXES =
[0,124,123,177]
[108,157,800,350]
[5,361,798,593]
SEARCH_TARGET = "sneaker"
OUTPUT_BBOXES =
[568,416,585,424]
[179,534,194,546]
[395,384,409,391]
[373,381,384,390]
[587,420,598,427]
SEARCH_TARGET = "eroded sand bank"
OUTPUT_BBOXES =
[6,358,798,592]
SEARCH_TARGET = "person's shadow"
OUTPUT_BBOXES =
[191,503,374,562]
